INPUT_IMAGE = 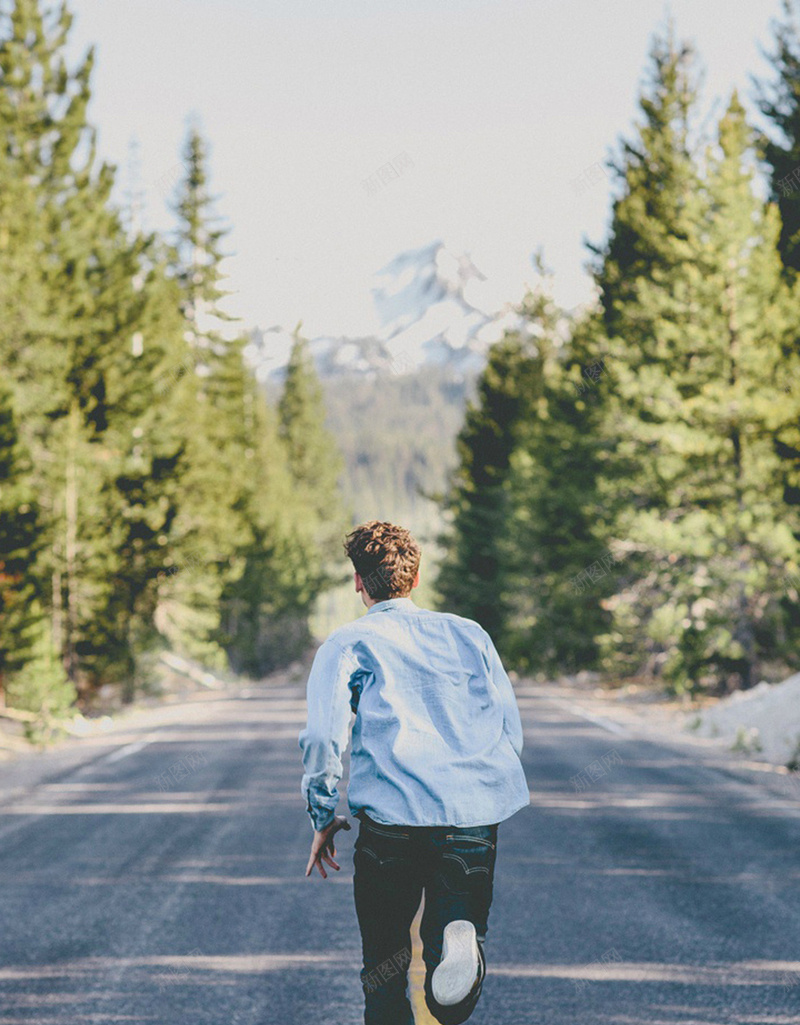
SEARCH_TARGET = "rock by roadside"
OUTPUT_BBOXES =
[689,672,800,769]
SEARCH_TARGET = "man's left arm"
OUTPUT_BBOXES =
[481,627,524,757]
[298,638,357,877]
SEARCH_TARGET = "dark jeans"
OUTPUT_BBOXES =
[352,811,498,1025]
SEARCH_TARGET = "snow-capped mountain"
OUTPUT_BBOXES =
[247,240,535,384]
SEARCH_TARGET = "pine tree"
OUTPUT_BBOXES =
[587,25,711,684]
[157,124,250,665]
[278,325,350,598]
[0,1,329,711]
[643,93,800,691]
[597,90,800,692]
[172,124,237,388]
[592,22,704,364]
[0,1,188,700]
[755,0,800,274]
[434,305,546,640]
[218,392,317,675]
[502,300,616,674]
[755,0,800,561]
[163,126,326,673]
[97,245,188,699]
[0,379,46,703]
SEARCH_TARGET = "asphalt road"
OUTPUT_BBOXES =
[1,678,799,1025]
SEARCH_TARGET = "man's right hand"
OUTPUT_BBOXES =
[305,815,351,879]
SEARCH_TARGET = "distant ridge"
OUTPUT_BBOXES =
[246,240,533,385]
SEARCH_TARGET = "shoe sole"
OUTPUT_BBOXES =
[431,920,480,1006]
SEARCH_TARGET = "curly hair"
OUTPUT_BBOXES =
[343,520,421,601]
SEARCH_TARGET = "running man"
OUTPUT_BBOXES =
[299,520,530,1024]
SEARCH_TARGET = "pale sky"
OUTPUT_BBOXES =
[66,0,782,340]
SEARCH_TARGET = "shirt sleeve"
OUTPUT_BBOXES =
[298,637,358,832]
[482,629,524,758]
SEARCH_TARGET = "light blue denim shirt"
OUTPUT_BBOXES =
[299,596,530,831]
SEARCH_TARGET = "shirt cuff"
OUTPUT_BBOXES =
[308,802,336,832]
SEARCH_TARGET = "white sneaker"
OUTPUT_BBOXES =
[431,920,482,1006]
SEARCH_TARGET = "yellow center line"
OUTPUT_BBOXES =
[409,897,437,1024]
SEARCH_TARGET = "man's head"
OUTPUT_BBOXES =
[343,520,421,608]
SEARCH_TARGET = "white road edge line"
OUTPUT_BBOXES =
[103,734,159,763]
[552,699,632,737]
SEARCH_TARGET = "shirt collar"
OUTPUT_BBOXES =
[366,596,418,615]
